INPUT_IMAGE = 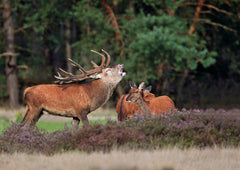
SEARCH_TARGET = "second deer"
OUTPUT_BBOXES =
[116,82,155,121]
[126,82,175,115]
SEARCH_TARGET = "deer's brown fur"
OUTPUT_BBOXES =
[126,82,175,115]
[22,64,126,129]
[116,91,155,121]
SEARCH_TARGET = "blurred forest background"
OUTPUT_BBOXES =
[0,0,240,109]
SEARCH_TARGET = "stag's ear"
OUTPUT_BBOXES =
[145,85,152,93]
[138,82,145,91]
[129,81,137,88]
[104,68,113,76]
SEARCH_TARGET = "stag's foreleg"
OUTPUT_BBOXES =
[72,113,89,131]
[79,113,89,126]
[21,105,43,126]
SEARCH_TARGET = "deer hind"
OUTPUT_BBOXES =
[125,82,175,115]
[116,82,155,121]
[22,49,126,130]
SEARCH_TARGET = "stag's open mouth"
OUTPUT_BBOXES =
[119,64,126,77]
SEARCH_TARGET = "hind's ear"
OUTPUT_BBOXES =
[138,82,145,91]
[129,81,137,88]
[145,85,152,93]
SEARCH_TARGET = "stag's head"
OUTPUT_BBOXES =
[54,49,126,85]
[94,64,126,86]
[126,82,151,102]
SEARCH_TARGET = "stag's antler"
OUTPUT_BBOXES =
[54,49,111,84]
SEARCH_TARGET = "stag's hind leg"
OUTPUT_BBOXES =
[21,105,43,126]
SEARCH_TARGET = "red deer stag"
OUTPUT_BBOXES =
[116,82,155,121]
[126,82,175,115]
[22,49,126,129]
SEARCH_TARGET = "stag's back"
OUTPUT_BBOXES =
[24,69,125,115]
[24,84,91,112]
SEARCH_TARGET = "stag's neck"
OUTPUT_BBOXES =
[87,79,117,111]
[92,78,117,94]
[135,98,151,115]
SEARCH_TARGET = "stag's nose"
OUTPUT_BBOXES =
[119,64,126,76]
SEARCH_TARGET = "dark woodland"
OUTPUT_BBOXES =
[0,0,240,109]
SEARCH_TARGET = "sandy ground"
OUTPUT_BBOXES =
[1,147,240,170]
[0,106,117,122]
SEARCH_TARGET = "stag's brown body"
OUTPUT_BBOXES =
[22,50,126,129]
[126,82,175,115]
[116,92,155,121]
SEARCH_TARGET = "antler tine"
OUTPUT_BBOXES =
[91,61,99,68]
[90,50,106,68]
[67,58,87,74]
[54,50,112,84]
[58,68,74,76]
[54,72,64,80]
[54,73,63,82]
[101,49,111,67]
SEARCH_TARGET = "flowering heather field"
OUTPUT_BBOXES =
[0,109,240,155]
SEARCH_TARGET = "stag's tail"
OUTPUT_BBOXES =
[117,95,127,122]
[21,105,29,124]
[21,89,32,124]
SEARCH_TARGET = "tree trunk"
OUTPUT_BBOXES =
[102,0,122,52]
[65,19,73,73]
[189,0,205,34]
[2,0,19,107]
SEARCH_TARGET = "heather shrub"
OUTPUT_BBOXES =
[45,126,74,152]
[0,109,240,154]
[0,122,52,154]
[73,122,145,152]
[0,123,74,155]
[124,109,240,148]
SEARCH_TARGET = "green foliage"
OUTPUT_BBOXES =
[122,14,216,82]
[13,112,107,132]
[1,0,240,107]
[15,112,24,123]
[36,121,72,132]
[0,113,107,133]
[0,116,11,132]
[36,120,107,132]
[71,0,118,65]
